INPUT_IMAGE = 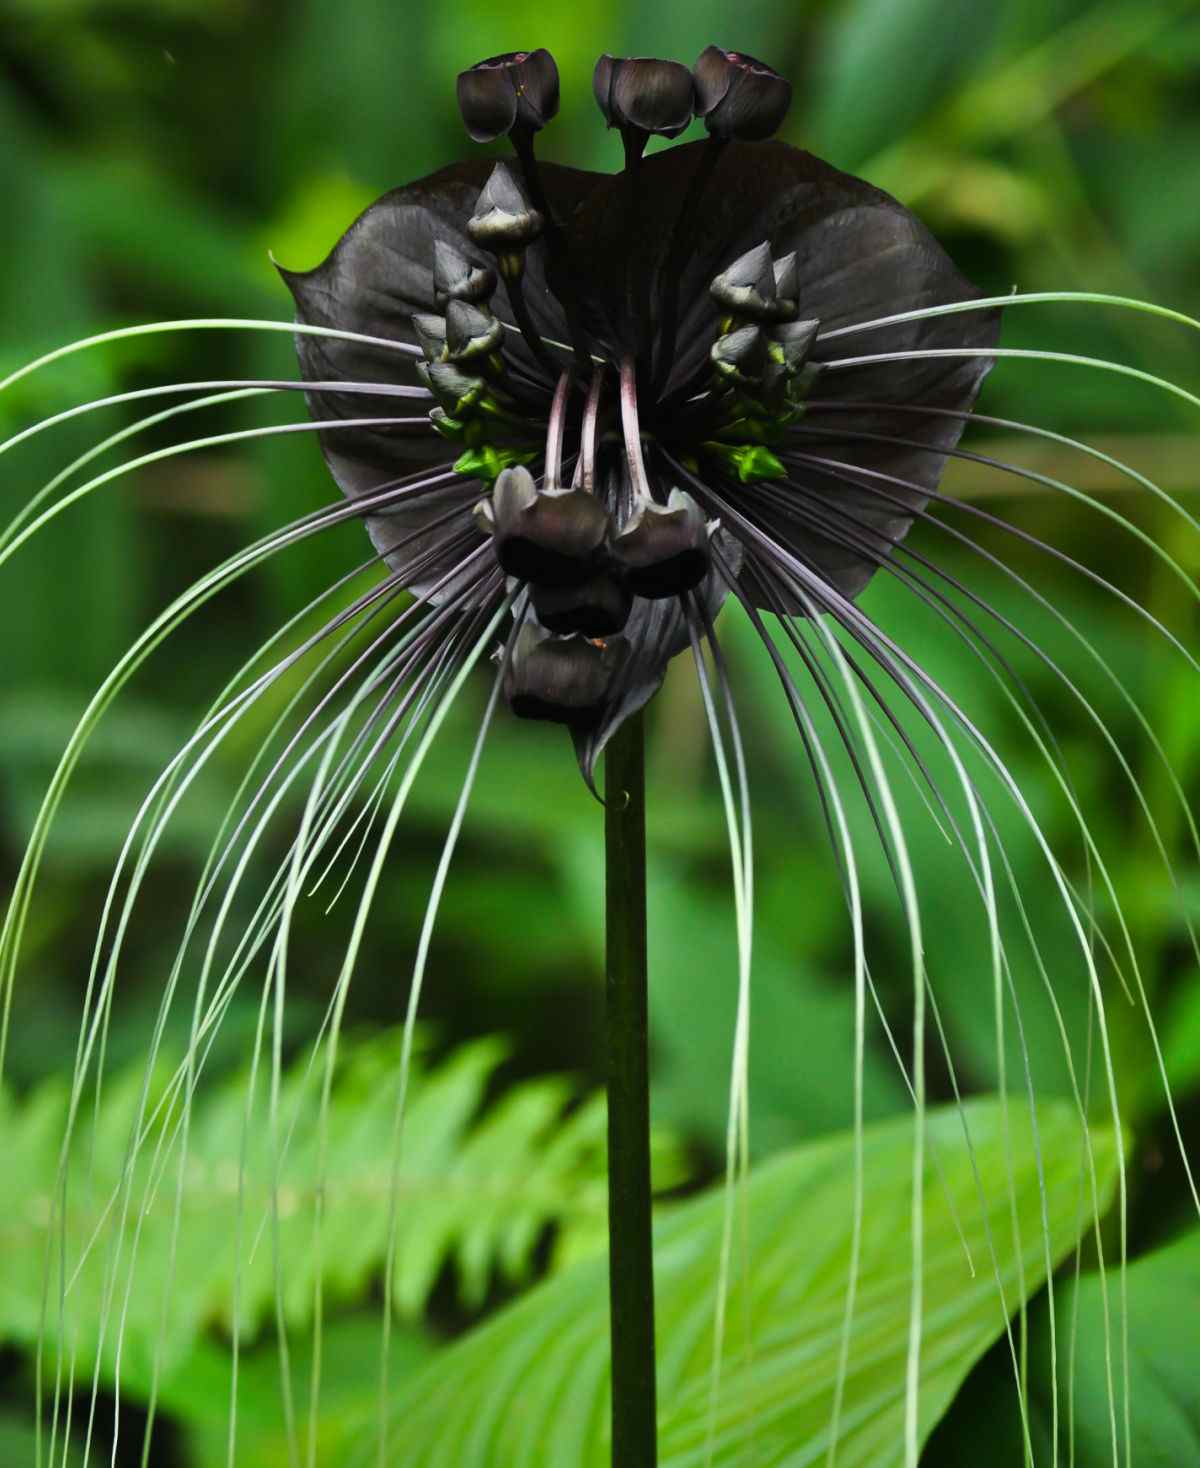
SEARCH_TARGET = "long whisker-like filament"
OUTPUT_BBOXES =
[48,585,488,1461]
[685,599,754,1462]
[780,434,1200,1217]
[818,342,1200,415]
[375,615,516,1464]
[0,317,421,395]
[816,288,1200,343]
[706,557,872,1467]
[670,445,1141,1460]
[0,374,429,465]
[1,415,449,572]
[12,63,1199,1468]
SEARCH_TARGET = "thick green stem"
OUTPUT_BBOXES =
[604,710,657,1466]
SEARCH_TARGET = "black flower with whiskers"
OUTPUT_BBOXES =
[280,45,997,783]
[11,37,1200,1468]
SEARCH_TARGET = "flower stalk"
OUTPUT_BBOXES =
[604,710,657,1465]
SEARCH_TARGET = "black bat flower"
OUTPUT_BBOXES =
[279,46,997,783]
[9,38,1199,1468]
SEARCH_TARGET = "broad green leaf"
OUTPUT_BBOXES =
[927,1228,1200,1466]
[1033,1228,1200,1466]
[1162,979,1200,1099]
[365,1098,1120,1467]
[0,1408,83,1468]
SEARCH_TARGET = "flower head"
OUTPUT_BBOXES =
[693,46,793,141]
[456,49,560,143]
[6,34,1199,1468]
[592,54,696,143]
[281,44,996,783]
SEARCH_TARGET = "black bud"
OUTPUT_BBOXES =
[710,242,782,320]
[504,623,629,726]
[475,467,613,587]
[456,49,560,144]
[531,572,633,637]
[769,317,820,372]
[444,300,503,362]
[772,251,799,315]
[424,360,487,415]
[466,163,544,252]
[593,54,695,140]
[693,47,792,142]
[711,323,767,384]
[611,490,711,598]
[433,240,497,309]
[412,313,448,362]
[765,317,821,398]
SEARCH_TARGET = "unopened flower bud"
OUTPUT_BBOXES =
[693,47,792,142]
[456,49,560,143]
[704,441,786,483]
[763,319,819,398]
[592,54,695,140]
[711,323,767,384]
[466,163,544,254]
[424,359,487,416]
[710,242,785,321]
[433,240,497,309]
[444,299,503,362]
[772,251,799,315]
[412,313,448,362]
[768,317,820,372]
[427,406,467,442]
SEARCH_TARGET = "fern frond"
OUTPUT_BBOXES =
[0,1027,688,1398]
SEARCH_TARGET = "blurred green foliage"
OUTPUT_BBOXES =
[3,0,1200,1462]
[370,1099,1119,1468]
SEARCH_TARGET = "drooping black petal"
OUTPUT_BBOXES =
[280,160,602,599]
